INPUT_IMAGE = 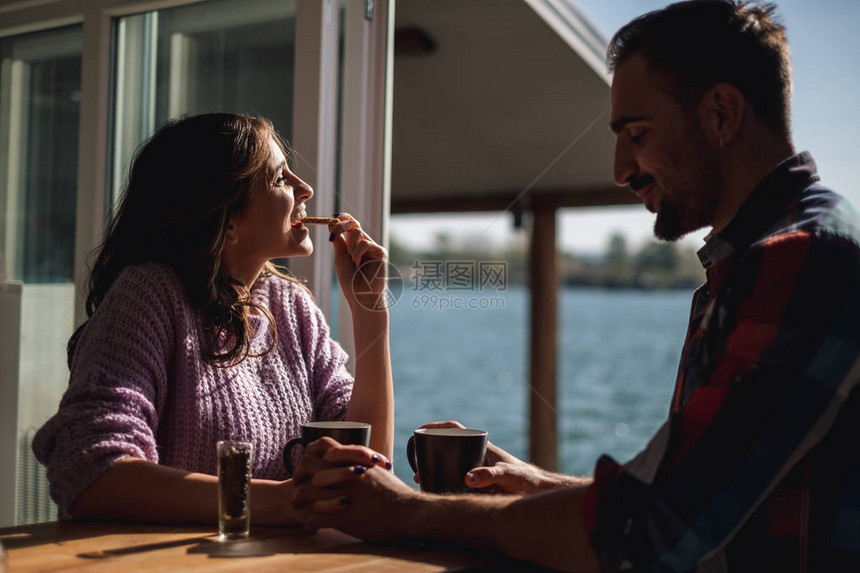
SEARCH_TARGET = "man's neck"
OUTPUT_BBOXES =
[710,131,795,234]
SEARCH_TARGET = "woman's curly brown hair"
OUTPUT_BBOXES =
[68,113,303,367]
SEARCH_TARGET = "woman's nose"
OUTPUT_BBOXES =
[294,175,313,200]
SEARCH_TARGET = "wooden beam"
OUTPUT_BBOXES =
[390,186,638,214]
[529,204,558,470]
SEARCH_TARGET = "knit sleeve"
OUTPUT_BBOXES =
[289,284,353,422]
[32,264,176,518]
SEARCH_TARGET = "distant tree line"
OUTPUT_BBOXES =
[390,231,704,290]
[561,232,704,289]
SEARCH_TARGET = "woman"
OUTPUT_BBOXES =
[32,113,393,525]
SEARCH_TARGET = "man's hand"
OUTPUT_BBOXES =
[292,435,598,572]
[418,421,591,495]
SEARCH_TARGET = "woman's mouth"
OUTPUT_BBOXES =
[290,208,308,227]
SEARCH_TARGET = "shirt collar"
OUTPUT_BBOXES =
[697,152,819,269]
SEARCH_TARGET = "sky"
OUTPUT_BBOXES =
[389,0,860,256]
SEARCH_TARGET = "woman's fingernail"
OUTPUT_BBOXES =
[333,212,341,217]
[339,497,351,507]
[353,465,367,475]
[328,232,336,242]
[466,471,476,482]
[385,461,393,471]
[371,454,381,464]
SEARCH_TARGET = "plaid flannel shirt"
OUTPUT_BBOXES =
[582,153,860,572]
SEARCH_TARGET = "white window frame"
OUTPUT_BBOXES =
[334,0,393,356]
[0,25,83,282]
[0,0,391,328]
[287,0,341,319]
[0,57,28,279]
[288,0,394,354]
[0,0,392,527]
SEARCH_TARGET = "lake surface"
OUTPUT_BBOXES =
[388,285,694,484]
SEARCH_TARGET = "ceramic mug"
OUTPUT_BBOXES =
[406,427,488,493]
[283,421,371,476]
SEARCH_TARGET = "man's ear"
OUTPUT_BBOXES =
[702,82,745,147]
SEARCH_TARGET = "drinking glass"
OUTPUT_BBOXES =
[217,440,253,540]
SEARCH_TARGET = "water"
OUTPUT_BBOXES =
[389,285,692,484]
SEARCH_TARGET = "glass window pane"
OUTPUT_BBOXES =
[0,24,82,527]
[111,0,297,204]
[0,26,82,283]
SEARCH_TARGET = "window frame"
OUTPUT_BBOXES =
[0,0,391,527]
[0,0,391,329]
[0,25,83,282]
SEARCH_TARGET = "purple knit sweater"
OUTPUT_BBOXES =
[32,262,352,518]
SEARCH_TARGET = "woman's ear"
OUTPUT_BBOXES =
[224,217,240,246]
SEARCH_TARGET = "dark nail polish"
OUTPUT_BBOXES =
[385,461,392,470]
[328,232,336,242]
[371,454,381,464]
[333,212,341,217]
[353,465,367,475]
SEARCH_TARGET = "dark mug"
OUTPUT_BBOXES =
[283,421,371,476]
[406,428,488,493]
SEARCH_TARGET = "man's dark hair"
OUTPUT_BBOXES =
[607,0,791,139]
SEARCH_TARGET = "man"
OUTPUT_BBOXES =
[292,2,860,571]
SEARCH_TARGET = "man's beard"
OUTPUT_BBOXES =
[653,127,722,241]
[654,201,688,241]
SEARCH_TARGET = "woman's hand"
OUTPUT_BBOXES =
[292,437,393,510]
[329,213,388,313]
[293,437,415,540]
[297,466,419,542]
[415,421,584,495]
[292,437,392,483]
[331,213,394,458]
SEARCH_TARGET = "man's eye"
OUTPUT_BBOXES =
[630,131,645,143]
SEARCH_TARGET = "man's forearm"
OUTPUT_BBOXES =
[407,485,600,572]
[500,486,600,572]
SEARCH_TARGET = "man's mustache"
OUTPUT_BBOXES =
[627,174,655,191]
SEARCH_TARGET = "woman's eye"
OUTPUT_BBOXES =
[276,175,286,185]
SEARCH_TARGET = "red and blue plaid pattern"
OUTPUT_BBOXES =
[583,153,860,572]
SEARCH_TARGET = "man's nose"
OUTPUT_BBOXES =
[613,141,636,187]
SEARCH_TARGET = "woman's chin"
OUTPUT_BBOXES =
[302,236,314,254]
[295,239,314,257]
[279,242,313,259]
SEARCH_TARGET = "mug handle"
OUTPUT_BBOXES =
[283,437,307,477]
[406,435,418,474]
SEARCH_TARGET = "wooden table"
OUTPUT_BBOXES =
[1,521,550,572]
